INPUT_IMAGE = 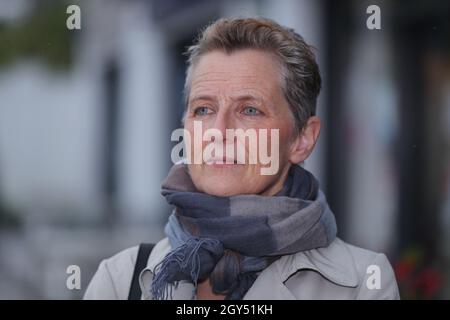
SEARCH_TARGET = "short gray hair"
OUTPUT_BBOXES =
[183,17,322,133]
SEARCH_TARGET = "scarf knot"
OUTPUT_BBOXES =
[152,236,223,300]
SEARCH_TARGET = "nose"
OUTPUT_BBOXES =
[210,109,234,142]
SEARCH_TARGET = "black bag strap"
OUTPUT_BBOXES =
[128,243,155,300]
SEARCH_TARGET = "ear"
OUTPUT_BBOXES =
[289,116,321,164]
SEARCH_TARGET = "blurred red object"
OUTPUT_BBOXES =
[393,248,444,299]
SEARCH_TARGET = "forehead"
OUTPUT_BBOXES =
[189,49,283,97]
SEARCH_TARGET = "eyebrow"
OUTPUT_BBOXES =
[188,93,264,105]
[231,94,264,104]
[188,95,216,105]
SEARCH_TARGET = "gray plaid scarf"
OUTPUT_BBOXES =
[151,164,337,300]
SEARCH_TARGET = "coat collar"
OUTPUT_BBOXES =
[243,238,359,299]
[139,237,359,300]
[284,237,359,287]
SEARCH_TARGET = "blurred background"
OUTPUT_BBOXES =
[0,0,449,299]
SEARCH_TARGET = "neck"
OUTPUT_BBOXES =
[196,279,226,300]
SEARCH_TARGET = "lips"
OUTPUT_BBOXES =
[205,156,238,165]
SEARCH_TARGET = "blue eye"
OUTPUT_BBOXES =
[242,106,261,116]
[194,106,212,116]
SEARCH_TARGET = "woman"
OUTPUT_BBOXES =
[84,17,399,300]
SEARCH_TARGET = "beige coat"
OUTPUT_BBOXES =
[84,237,400,300]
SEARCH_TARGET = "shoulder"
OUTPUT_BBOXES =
[83,246,139,300]
[84,239,171,300]
[340,240,400,299]
[341,239,392,276]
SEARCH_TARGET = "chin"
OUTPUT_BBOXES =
[190,165,266,196]
[200,182,243,197]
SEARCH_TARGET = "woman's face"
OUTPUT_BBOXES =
[184,49,316,197]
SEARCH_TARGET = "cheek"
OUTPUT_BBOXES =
[257,124,292,160]
[187,164,207,193]
[277,132,293,161]
[184,126,202,161]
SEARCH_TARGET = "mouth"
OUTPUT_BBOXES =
[204,157,241,166]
